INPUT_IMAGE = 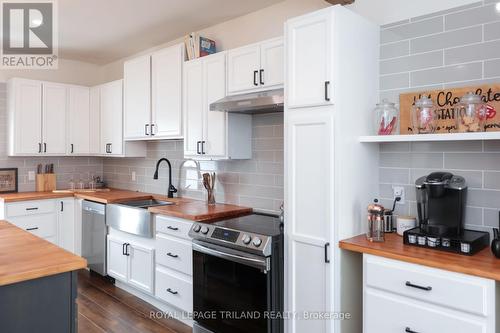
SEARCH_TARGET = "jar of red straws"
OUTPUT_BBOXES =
[374,99,399,135]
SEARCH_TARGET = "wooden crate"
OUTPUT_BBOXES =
[399,84,500,134]
[36,174,56,192]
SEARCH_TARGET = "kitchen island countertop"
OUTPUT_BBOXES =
[340,233,500,281]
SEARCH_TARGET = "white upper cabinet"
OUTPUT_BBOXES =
[286,10,333,108]
[124,54,151,139]
[67,86,90,155]
[124,43,184,140]
[42,82,67,155]
[7,78,42,155]
[227,37,284,95]
[151,44,183,138]
[100,80,124,156]
[183,52,252,160]
[89,86,101,154]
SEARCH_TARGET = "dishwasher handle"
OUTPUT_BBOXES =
[83,206,105,215]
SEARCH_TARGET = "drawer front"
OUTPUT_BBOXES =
[365,289,486,333]
[6,200,56,217]
[155,267,192,312]
[156,215,193,240]
[9,214,57,239]
[364,254,492,317]
[156,233,192,275]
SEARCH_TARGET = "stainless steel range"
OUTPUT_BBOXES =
[189,212,284,333]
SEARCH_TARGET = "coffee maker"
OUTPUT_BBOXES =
[403,171,490,255]
[415,172,466,236]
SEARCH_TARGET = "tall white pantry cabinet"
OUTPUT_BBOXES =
[284,6,379,333]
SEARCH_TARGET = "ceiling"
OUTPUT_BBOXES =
[57,0,283,65]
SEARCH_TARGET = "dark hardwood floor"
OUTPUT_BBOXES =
[77,270,192,333]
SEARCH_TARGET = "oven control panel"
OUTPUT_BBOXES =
[189,223,272,256]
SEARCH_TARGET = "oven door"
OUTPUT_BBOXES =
[192,240,271,333]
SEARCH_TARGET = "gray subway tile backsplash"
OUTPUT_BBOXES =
[411,26,482,54]
[381,17,443,44]
[379,2,500,232]
[445,3,500,30]
[380,51,443,75]
[380,73,409,90]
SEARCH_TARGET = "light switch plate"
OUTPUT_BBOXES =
[28,171,35,181]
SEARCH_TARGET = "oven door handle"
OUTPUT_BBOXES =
[192,242,269,271]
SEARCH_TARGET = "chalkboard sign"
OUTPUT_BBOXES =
[399,84,500,134]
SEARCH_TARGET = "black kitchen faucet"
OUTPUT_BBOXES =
[153,158,178,198]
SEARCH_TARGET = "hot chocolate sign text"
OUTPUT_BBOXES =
[399,84,500,134]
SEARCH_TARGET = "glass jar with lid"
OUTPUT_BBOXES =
[411,96,437,134]
[374,99,399,135]
[456,92,487,132]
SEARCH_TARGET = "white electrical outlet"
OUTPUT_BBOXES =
[392,186,405,204]
[131,171,136,181]
[28,171,35,181]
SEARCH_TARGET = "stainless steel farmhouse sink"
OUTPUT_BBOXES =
[106,199,174,238]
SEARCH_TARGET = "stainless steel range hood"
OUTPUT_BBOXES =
[210,89,283,114]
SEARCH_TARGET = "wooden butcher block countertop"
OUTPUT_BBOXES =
[0,220,87,286]
[0,189,253,222]
[339,233,500,281]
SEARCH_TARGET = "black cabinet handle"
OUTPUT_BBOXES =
[201,141,206,155]
[125,243,130,256]
[259,69,264,85]
[197,141,201,154]
[166,288,178,295]
[43,142,47,153]
[70,143,74,154]
[324,242,330,263]
[122,243,126,255]
[26,227,39,231]
[145,124,149,136]
[405,281,432,291]
[26,207,38,211]
[325,81,330,101]
[405,327,419,333]
[167,252,179,258]
[60,201,64,212]
[109,143,112,154]
[253,70,258,86]
[167,226,179,231]
[151,124,155,136]
[38,143,42,153]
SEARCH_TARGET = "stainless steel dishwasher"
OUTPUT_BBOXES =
[82,200,107,276]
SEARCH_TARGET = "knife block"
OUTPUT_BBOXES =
[36,174,56,192]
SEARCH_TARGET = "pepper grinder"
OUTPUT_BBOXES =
[491,211,500,259]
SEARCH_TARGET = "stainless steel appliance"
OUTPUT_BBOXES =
[404,172,489,255]
[106,199,173,238]
[189,213,284,333]
[82,200,106,275]
[210,89,283,114]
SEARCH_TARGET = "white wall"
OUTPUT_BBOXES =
[0,59,101,86]
[347,0,480,25]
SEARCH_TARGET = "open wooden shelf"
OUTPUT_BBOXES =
[359,132,500,143]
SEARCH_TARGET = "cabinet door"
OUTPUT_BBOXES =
[57,199,75,253]
[183,60,204,157]
[285,107,334,333]
[67,86,90,154]
[100,80,123,155]
[42,82,67,154]
[286,10,333,108]
[128,242,154,294]
[89,87,101,154]
[10,79,42,155]
[152,44,183,138]
[107,236,128,281]
[124,55,151,139]
[203,52,227,158]
[260,38,284,89]
[227,44,260,94]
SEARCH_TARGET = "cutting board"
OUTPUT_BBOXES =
[399,84,500,134]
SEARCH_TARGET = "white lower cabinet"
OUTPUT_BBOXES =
[363,254,496,333]
[156,266,193,313]
[107,235,155,294]
[1,198,76,251]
